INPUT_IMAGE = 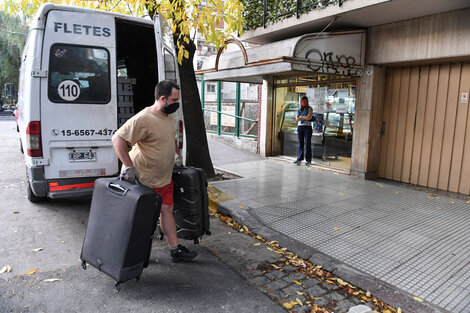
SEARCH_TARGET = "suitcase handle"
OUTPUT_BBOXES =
[108,183,129,197]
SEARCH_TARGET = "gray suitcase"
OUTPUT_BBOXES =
[80,177,161,291]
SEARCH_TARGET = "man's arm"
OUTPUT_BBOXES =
[111,134,134,168]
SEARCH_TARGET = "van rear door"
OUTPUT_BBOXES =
[153,14,184,152]
[40,10,118,182]
[153,14,178,82]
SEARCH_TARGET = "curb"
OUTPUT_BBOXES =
[217,199,448,313]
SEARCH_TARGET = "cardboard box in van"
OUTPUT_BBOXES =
[17,4,183,202]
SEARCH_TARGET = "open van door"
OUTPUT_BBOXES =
[153,14,178,83]
[39,10,119,198]
[153,14,184,153]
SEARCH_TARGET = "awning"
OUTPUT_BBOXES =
[197,30,366,83]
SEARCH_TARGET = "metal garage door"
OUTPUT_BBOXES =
[379,63,470,195]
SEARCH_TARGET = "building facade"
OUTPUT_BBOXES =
[198,0,470,195]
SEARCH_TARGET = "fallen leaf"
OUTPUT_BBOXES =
[366,291,371,297]
[337,278,348,286]
[340,193,345,196]
[437,207,441,210]
[242,226,249,233]
[397,308,402,313]
[293,280,303,286]
[253,243,261,246]
[282,302,293,309]
[44,278,61,282]
[311,296,321,300]
[466,199,470,204]
[0,265,12,274]
[267,247,274,251]
[296,298,303,306]
[12,211,19,214]
[11,228,18,233]
[334,227,340,231]
[239,206,245,209]
[449,201,455,205]
[227,232,231,235]
[413,296,424,302]
[296,291,304,295]
[26,269,39,275]
[395,191,399,194]
[32,248,43,252]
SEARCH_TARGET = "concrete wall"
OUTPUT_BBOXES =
[367,8,470,65]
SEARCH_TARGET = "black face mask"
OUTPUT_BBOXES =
[163,100,179,114]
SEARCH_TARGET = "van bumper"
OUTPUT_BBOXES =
[28,166,107,199]
[28,166,48,197]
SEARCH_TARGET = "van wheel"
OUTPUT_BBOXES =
[27,181,46,203]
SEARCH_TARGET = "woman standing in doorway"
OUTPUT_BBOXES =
[294,96,313,165]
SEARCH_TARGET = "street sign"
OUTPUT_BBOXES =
[4,83,15,97]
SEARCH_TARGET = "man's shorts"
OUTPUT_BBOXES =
[153,180,174,206]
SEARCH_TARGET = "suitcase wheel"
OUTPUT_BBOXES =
[193,238,200,245]
[136,275,140,281]
[114,282,121,292]
[206,230,211,236]
[157,232,165,240]
[81,261,87,270]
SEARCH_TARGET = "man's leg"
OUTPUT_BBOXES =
[159,204,178,248]
[154,181,197,262]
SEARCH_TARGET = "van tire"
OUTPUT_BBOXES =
[27,181,46,203]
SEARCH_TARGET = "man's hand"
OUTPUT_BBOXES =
[175,155,183,167]
[120,167,140,182]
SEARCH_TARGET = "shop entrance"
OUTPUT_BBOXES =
[273,74,356,170]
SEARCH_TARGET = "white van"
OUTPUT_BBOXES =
[17,4,183,202]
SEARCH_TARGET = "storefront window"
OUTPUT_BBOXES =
[273,73,356,169]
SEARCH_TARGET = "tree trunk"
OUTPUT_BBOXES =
[176,38,216,178]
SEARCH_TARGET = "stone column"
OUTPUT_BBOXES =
[259,76,274,157]
[350,65,385,178]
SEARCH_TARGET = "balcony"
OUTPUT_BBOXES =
[240,0,470,44]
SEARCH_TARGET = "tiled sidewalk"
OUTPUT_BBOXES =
[211,159,470,313]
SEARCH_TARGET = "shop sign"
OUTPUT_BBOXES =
[294,32,365,76]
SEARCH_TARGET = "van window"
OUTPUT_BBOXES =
[164,48,177,82]
[48,44,110,104]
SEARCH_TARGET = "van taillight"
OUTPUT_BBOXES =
[26,121,42,157]
[178,120,184,150]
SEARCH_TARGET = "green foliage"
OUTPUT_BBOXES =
[241,0,341,31]
[0,11,27,98]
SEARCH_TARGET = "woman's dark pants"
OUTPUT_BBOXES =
[296,126,312,163]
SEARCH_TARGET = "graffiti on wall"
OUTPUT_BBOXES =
[305,49,363,76]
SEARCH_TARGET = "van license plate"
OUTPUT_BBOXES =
[69,149,96,162]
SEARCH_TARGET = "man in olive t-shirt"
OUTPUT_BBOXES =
[112,80,197,263]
